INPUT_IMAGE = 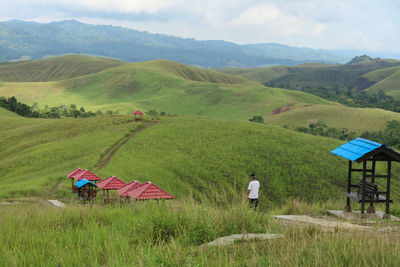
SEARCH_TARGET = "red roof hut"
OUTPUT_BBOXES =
[127,182,175,200]
[72,169,101,182]
[67,168,84,192]
[97,176,127,203]
[117,180,142,202]
[133,110,143,122]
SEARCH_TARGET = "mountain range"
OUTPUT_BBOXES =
[1,20,400,68]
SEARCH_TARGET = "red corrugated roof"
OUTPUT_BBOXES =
[72,169,101,181]
[117,180,142,197]
[133,110,143,115]
[97,176,127,190]
[67,168,83,179]
[127,182,175,200]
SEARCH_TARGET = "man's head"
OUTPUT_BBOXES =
[250,173,256,180]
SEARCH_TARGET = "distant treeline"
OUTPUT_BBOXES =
[0,96,113,118]
[265,83,400,113]
[295,120,400,148]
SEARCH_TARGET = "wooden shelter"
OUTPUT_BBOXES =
[331,138,400,218]
[117,180,142,202]
[67,168,83,192]
[133,110,143,122]
[97,176,127,203]
[127,182,175,200]
[72,169,101,183]
[75,179,98,202]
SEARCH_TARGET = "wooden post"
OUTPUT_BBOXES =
[361,161,367,215]
[383,161,392,219]
[345,161,352,212]
[367,158,376,213]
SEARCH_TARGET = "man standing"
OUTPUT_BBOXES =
[247,173,260,210]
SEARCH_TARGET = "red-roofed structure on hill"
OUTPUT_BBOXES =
[133,110,143,122]
[117,181,142,202]
[127,182,175,200]
[98,176,127,203]
[72,169,101,182]
[67,168,84,192]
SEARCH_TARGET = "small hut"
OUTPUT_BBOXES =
[67,168,84,192]
[75,179,98,202]
[97,176,127,203]
[127,182,175,200]
[117,180,142,202]
[331,138,400,218]
[72,169,101,183]
[133,110,143,122]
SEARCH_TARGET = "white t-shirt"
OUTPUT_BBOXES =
[248,180,260,199]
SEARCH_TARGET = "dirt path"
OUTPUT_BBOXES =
[94,122,157,170]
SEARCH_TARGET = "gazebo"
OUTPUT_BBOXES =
[75,179,98,202]
[127,182,175,200]
[331,138,400,218]
[117,180,142,202]
[97,175,127,203]
[133,110,143,122]
[67,168,84,192]
[72,169,102,183]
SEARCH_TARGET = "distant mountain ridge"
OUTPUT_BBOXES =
[1,20,399,68]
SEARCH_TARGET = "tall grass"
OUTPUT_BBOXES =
[0,197,399,266]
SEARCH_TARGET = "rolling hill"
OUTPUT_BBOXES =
[0,106,347,201]
[363,66,400,98]
[0,55,124,82]
[264,104,400,132]
[218,59,400,90]
[0,56,332,120]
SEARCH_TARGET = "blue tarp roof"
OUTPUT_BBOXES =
[330,138,383,162]
[75,179,98,188]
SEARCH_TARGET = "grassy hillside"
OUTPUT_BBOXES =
[218,60,400,89]
[0,55,124,82]
[0,58,331,120]
[0,108,351,201]
[264,104,400,132]
[364,66,400,98]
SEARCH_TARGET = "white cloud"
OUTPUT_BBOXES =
[63,0,174,14]
[0,0,400,53]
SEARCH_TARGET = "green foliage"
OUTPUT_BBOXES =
[361,120,400,148]
[249,115,264,123]
[0,96,111,118]
[296,120,357,140]
[347,55,376,64]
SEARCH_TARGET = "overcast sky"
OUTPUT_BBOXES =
[1,0,399,53]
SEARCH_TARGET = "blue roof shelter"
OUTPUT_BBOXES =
[75,179,98,188]
[75,179,98,202]
[331,138,400,218]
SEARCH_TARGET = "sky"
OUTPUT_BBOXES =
[1,0,400,53]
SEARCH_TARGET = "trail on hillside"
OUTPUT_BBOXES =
[94,122,157,170]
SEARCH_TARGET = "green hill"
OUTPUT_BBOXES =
[217,60,400,89]
[0,57,331,120]
[0,107,347,201]
[0,55,124,82]
[264,104,400,133]
[363,66,400,98]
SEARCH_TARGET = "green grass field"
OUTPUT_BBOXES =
[0,107,349,202]
[2,55,400,265]
[0,55,124,82]
[264,104,400,133]
[0,56,333,120]
[364,66,400,98]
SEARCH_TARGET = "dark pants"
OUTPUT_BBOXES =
[249,198,258,210]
